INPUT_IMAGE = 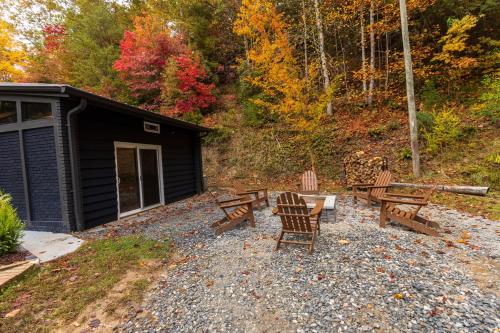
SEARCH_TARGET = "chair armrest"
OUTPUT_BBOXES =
[351,183,375,188]
[236,190,259,196]
[310,205,323,217]
[220,199,254,209]
[218,197,244,204]
[380,197,427,206]
[386,192,425,198]
[365,185,392,189]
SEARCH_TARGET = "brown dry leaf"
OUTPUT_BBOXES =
[338,239,350,245]
[384,254,392,260]
[4,309,20,318]
[376,267,386,273]
[456,239,469,244]
[206,280,214,287]
[461,230,471,240]
[395,244,403,251]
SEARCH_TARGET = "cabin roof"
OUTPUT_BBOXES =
[0,83,210,132]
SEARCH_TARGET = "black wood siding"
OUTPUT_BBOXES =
[77,106,200,229]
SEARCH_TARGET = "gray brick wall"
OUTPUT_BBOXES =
[0,131,27,219]
[23,127,64,231]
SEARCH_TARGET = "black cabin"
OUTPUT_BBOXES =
[0,84,207,232]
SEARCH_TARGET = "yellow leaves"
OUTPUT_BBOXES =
[0,19,27,82]
[393,293,404,300]
[338,239,350,245]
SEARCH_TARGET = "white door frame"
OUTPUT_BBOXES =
[114,141,165,218]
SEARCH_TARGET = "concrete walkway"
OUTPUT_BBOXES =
[21,231,84,263]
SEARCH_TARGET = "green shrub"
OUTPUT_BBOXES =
[416,111,435,133]
[387,121,401,131]
[0,192,24,255]
[423,108,461,154]
[398,147,412,161]
[420,80,442,111]
[476,74,500,125]
[182,110,204,125]
[368,125,386,139]
[242,99,278,127]
[203,126,233,146]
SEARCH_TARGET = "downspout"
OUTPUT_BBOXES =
[67,99,87,231]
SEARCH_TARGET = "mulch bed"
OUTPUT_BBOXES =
[0,250,32,266]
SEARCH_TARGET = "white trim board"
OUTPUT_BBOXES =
[114,141,165,218]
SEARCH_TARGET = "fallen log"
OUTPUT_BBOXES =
[390,182,490,196]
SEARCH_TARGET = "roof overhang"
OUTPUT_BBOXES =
[0,83,210,132]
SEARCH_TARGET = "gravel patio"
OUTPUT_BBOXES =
[80,192,499,333]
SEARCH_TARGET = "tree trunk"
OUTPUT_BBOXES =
[390,183,490,196]
[336,28,349,96]
[302,0,309,84]
[244,36,250,66]
[385,32,389,94]
[360,2,367,102]
[368,0,375,106]
[314,0,333,115]
[399,0,421,177]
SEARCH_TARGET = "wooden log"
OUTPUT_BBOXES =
[390,182,490,196]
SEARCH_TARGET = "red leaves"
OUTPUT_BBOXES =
[114,15,215,114]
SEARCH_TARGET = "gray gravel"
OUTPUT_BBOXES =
[82,192,499,333]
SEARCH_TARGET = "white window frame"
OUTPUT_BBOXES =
[114,141,165,218]
[143,121,160,134]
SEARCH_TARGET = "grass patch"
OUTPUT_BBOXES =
[0,235,169,332]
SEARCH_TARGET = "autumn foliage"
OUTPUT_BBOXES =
[114,15,215,115]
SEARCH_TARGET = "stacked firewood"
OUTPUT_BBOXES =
[343,151,386,185]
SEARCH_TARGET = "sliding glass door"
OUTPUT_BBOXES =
[115,143,163,217]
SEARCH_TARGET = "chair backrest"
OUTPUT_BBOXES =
[300,170,319,194]
[276,192,313,232]
[372,170,392,198]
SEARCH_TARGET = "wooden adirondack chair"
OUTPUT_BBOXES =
[234,184,270,211]
[297,170,320,194]
[275,192,323,254]
[352,170,392,207]
[211,195,256,235]
[379,186,440,237]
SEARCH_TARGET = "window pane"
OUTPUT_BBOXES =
[21,102,52,121]
[0,100,17,125]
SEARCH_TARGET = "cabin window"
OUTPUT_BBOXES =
[0,100,17,125]
[144,121,160,134]
[21,102,52,121]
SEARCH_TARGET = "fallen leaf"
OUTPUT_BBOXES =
[395,244,403,251]
[241,270,250,275]
[4,309,20,318]
[206,280,214,287]
[393,293,404,300]
[461,231,471,240]
[338,239,350,245]
[376,267,386,273]
[384,254,392,260]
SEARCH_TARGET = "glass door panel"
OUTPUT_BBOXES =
[140,149,161,207]
[116,147,141,213]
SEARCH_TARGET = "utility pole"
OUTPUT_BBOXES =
[399,0,421,177]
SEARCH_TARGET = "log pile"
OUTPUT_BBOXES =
[343,151,386,185]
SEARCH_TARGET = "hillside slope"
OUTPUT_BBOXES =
[202,88,499,220]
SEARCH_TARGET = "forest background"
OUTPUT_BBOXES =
[1,0,498,218]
